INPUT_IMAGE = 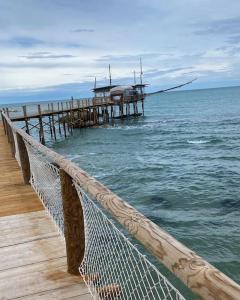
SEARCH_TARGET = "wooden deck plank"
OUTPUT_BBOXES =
[0,235,65,272]
[0,122,43,217]
[0,257,87,299]
[0,123,91,299]
[16,284,90,300]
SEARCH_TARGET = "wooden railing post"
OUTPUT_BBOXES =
[7,123,16,158]
[59,169,85,275]
[1,110,7,134]
[16,133,31,184]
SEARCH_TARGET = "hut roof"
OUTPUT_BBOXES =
[93,85,118,92]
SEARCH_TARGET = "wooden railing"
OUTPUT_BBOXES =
[1,110,240,300]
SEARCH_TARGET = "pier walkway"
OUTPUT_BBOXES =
[0,123,90,299]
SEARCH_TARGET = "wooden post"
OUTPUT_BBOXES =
[16,132,31,184]
[22,106,30,134]
[59,169,85,275]
[57,102,62,136]
[38,105,45,145]
[50,104,57,140]
[8,123,16,157]
[61,102,67,138]
[1,110,7,134]
[77,100,80,127]
[69,101,73,135]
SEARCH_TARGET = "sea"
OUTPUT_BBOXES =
[2,86,240,298]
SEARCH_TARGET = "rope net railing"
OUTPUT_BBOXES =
[24,140,64,235]
[74,183,185,300]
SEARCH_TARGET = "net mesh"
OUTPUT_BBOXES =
[74,183,185,300]
[24,141,64,235]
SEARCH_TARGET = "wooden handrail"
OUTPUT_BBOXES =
[1,111,240,300]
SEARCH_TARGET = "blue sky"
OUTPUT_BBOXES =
[0,0,240,104]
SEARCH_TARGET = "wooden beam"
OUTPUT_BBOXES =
[59,169,85,275]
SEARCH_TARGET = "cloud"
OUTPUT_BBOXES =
[226,35,240,44]
[96,53,165,63]
[194,17,240,35]
[144,67,194,78]
[71,28,94,33]
[19,52,76,59]
[0,36,44,47]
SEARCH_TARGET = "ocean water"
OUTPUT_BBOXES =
[3,86,239,297]
[51,86,240,296]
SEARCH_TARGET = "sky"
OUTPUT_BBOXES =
[0,0,240,104]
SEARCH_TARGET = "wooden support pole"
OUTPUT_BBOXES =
[61,102,67,138]
[77,100,80,126]
[22,106,30,134]
[59,169,85,275]
[57,102,62,136]
[16,132,31,184]
[69,102,73,135]
[5,107,9,116]
[48,111,53,138]
[135,101,138,114]
[38,105,45,145]
[51,103,57,140]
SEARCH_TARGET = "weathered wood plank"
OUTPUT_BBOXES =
[16,284,91,300]
[0,211,58,247]
[0,236,65,272]
[0,257,87,299]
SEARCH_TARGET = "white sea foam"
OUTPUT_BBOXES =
[187,140,210,144]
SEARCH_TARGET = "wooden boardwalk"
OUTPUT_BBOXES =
[0,123,91,299]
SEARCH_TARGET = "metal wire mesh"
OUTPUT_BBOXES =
[74,183,185,300]
[24,140,64,235]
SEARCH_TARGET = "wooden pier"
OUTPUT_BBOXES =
[2,95,144,144]
[0,122,91,299]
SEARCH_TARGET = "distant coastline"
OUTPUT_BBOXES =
[0,84,239,106]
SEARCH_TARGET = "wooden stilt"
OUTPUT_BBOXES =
[142,99,144,116]
[57,102,62,136]
[22,106,30,134]
[38,105,45,145]
[69,102,73,135]
[51,103,57,141]
[77,100,80,127]
[61,102,67,138]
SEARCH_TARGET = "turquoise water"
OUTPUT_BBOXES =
[51,86,240,295]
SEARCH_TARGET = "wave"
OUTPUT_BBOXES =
[187,140,210,144]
